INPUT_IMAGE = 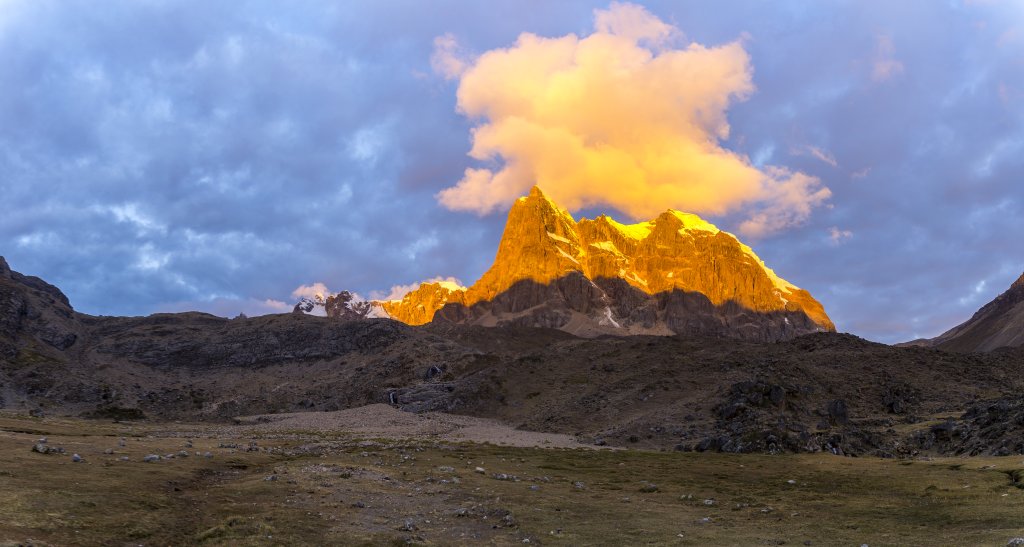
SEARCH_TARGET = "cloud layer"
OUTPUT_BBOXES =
[435,2,830,236]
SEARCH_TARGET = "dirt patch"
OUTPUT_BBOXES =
[235,404,594,449]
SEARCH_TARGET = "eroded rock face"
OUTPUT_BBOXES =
[388,186,834,341]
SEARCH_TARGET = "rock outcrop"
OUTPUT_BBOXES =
[0,256,78,352]
[388,186,834,341]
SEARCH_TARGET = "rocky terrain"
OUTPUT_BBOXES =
[915,272,1024,352]
[328,186,834,342]
[3,255,1024,458]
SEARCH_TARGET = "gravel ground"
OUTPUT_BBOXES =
[235,404,595,449]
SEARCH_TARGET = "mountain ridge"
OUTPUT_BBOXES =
[4,255,1024,458]
[922,272,1024,352]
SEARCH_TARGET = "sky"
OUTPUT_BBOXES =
[1,0,1022,344]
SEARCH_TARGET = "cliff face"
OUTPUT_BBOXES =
[928,273,1024,352]
[380,282,466,326]
[384,186,834,341]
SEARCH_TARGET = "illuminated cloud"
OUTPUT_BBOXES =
[434,2,830,236]
[291,282,331,302]
[431,33,469,80]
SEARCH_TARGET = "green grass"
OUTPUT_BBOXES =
[0,413,1022,545]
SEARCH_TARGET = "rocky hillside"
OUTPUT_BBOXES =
[387,186,833,342]
[921,272,1024,352]
[3,256,1024,457]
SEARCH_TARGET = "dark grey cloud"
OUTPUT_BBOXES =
[0,1,1020,343]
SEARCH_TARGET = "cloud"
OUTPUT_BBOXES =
[431,33,470,80]
[738,170,832,237]
[793,145,838,167]
[958,280,988,306]
[291,282,331,301]
[593,1,678,46]
[828,227,853,245]
[433,2,830,236]
[375,276,466,301]
[850,167,871,179]
[871,35,904,82]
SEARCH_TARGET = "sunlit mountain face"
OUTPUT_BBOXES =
[372,186,833,341]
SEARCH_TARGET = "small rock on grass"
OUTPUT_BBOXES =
[71,454,82,463]
[1008,540,1024,547]
[143,454,160,462]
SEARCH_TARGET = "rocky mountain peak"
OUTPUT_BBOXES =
[0,256,10,278]
[660,209,721,234]
[382,186,835,340]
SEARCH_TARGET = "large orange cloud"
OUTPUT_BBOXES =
[434,2,830,236]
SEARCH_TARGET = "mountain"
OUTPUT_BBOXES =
[385,186,834,342]
[293,291,391,319]
[4,255,1024,457]
[924,272,1024,352]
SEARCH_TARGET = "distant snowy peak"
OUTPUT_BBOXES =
[292,297,322,315]
[292,290,390,320]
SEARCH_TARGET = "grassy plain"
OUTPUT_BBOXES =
[1,412,1022,546]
